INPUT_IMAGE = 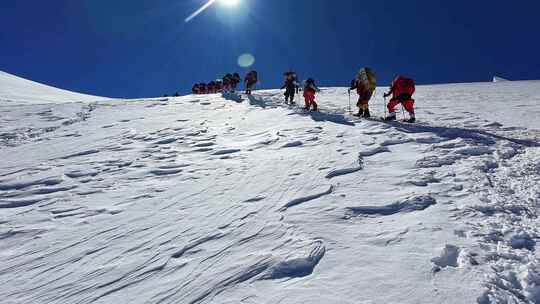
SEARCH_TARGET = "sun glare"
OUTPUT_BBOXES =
[219,0,240,6]
[185,0,241,23]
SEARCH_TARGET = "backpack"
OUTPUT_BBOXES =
[393,76,415,96]
[357,68,377,92]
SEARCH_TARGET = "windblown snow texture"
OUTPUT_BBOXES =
[1,71,540,304]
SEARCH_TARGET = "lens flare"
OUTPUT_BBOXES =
[238,53,255,68]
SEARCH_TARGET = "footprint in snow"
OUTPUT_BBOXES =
[430,244,481,273]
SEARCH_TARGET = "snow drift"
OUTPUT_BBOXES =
[1,73,540,304]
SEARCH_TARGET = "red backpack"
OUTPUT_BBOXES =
[393,76,415,96]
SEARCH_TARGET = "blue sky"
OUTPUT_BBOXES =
[1,0,539,98]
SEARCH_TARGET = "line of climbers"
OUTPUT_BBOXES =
[192,71,258,95]
[191,68,416,123]
[280,68,415,122]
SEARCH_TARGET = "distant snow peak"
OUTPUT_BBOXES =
[493,76,510,83]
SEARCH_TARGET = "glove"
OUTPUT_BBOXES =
[347,89,351,94]
[383,93,390,98]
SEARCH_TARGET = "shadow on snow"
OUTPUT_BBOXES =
[386,121,540,147]
[221,92,539,147]
[288,110,355,127]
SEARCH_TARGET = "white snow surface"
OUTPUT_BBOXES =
[493,76,510,83]
[1,76,540,304]
[0,70,105,104]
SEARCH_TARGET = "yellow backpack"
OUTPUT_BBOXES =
[358,68,377,92]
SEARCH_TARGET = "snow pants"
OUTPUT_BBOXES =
[304,91,318,111]
[285,87,295,103]
[387,94,415,116]
[245,81,255,94]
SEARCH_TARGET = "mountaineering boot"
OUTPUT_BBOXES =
[406,116,416,123]
[384,114,397,121]
[363,108,371,118]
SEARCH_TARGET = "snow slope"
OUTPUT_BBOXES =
[493,76,510,83]
[0,70,105,104]
[1,76,540,304]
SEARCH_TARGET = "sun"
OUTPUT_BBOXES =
[185,0,241,23]
[219,0,240,7]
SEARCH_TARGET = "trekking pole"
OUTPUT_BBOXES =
[401,104,406,121]
[383,95,387,118]
[348,89,351,113]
